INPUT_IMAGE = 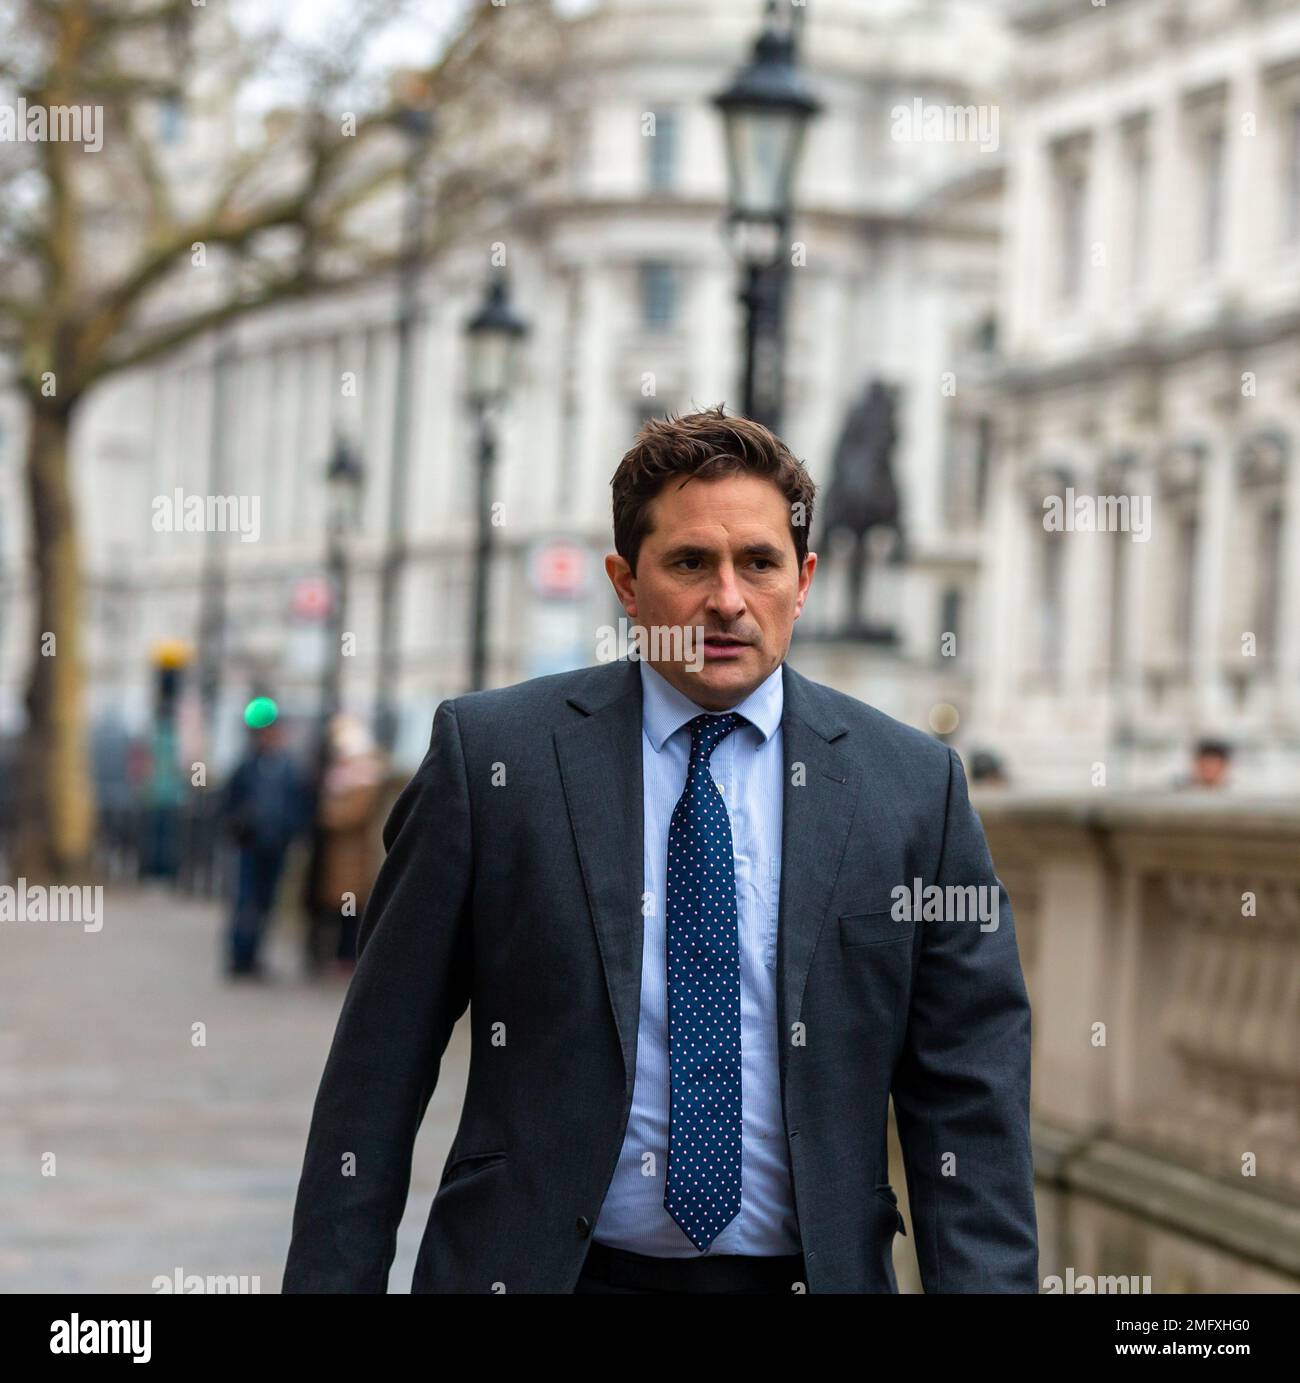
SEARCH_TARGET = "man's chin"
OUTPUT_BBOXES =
[679,655,761,706]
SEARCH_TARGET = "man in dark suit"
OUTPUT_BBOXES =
[283,405,1038,1294]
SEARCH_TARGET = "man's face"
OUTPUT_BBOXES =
[1193,751,1228,788]
[604,471,816,710]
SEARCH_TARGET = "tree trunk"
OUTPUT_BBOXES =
[14,403,96,882]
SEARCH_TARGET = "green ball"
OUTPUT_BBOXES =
[244,696,279,729]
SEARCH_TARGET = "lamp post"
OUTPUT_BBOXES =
[713,1,821,431]
[373,99,435,753]
[142,640,191,882]
[304,434,364,976]
[464,277,528,693]
[321,433,365,748]
[196,324,235,740]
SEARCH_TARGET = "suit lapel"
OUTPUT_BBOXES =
[776,663,860,1083]
[554,658,645,1095]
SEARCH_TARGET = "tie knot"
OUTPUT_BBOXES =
[687,711,745,765]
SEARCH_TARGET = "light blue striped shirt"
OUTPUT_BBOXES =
[592,658,801,1256]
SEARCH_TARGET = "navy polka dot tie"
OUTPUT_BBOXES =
[663,710,747,1251]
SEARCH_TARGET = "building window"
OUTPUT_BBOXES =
[638,261,677,329]
[1039,531,1065,685]
[943,413,992,527]
[1174,511,1198,671]
[1052,140,1089,305]
[1254,501,1283,663]
[158,95,184,146]
[1107,527,1128,677]
[973,415,992,517]
[566,105,591,190]
[646,109,679,192]
[939,587,962,662]
[972,313,997,354]
[1233,432,1288,668]
[1124,121,1150,288]
[1197,120,1225,266]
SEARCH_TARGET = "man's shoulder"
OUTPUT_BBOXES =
[785,662,952,768]
[435,660,952,768]
[438,661,630,729]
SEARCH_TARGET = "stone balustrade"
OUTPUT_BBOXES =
[890,791,1300,1291]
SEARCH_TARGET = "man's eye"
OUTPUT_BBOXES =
[751,558,772,570]
[676,558,701,570]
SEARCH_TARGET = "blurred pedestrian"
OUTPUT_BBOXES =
[969,748,1008,786]
[1174,737,1232,791]
[220,716,310,978]
[304,714,388,976]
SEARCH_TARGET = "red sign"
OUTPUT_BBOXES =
[292,575,333,620]
[531,541,587,599]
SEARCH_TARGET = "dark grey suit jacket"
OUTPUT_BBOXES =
[283,656,1038,1293]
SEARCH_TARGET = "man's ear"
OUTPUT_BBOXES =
[604,553,637,619]
[793,551,817,617]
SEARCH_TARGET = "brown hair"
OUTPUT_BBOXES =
[611,405,816,575]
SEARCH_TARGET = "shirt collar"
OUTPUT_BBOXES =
[639,657,784,753]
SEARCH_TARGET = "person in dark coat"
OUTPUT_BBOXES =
[220,718,309,978]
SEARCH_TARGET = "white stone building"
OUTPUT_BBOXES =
[975,0,1300,791]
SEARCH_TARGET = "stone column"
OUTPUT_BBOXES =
[1146,71,1183,305]
[1223,51,1262,296]
[1086,117,1120,334]
[1193,420,1233,725]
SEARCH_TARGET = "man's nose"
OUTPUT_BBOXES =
[706,564,746,619]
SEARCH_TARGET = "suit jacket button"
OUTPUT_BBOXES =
[576,1216,591,1237]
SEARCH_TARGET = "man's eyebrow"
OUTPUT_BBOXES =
[659,541,785,562]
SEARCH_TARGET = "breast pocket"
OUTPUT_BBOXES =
[839,908,913,947]
[764,855,781,970]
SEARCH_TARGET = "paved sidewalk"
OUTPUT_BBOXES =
[0,883,469,1293]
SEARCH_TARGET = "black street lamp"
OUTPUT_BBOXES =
[321,433,365,744]
[304,433,364,976]
[713,1,821,431]
[196,323,236,740]
[326,432,365,531]
[464,276,528,693]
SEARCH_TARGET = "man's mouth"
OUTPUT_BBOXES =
[701,635,750,659]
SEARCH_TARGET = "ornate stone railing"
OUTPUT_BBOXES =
[970,792,1300,1285]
